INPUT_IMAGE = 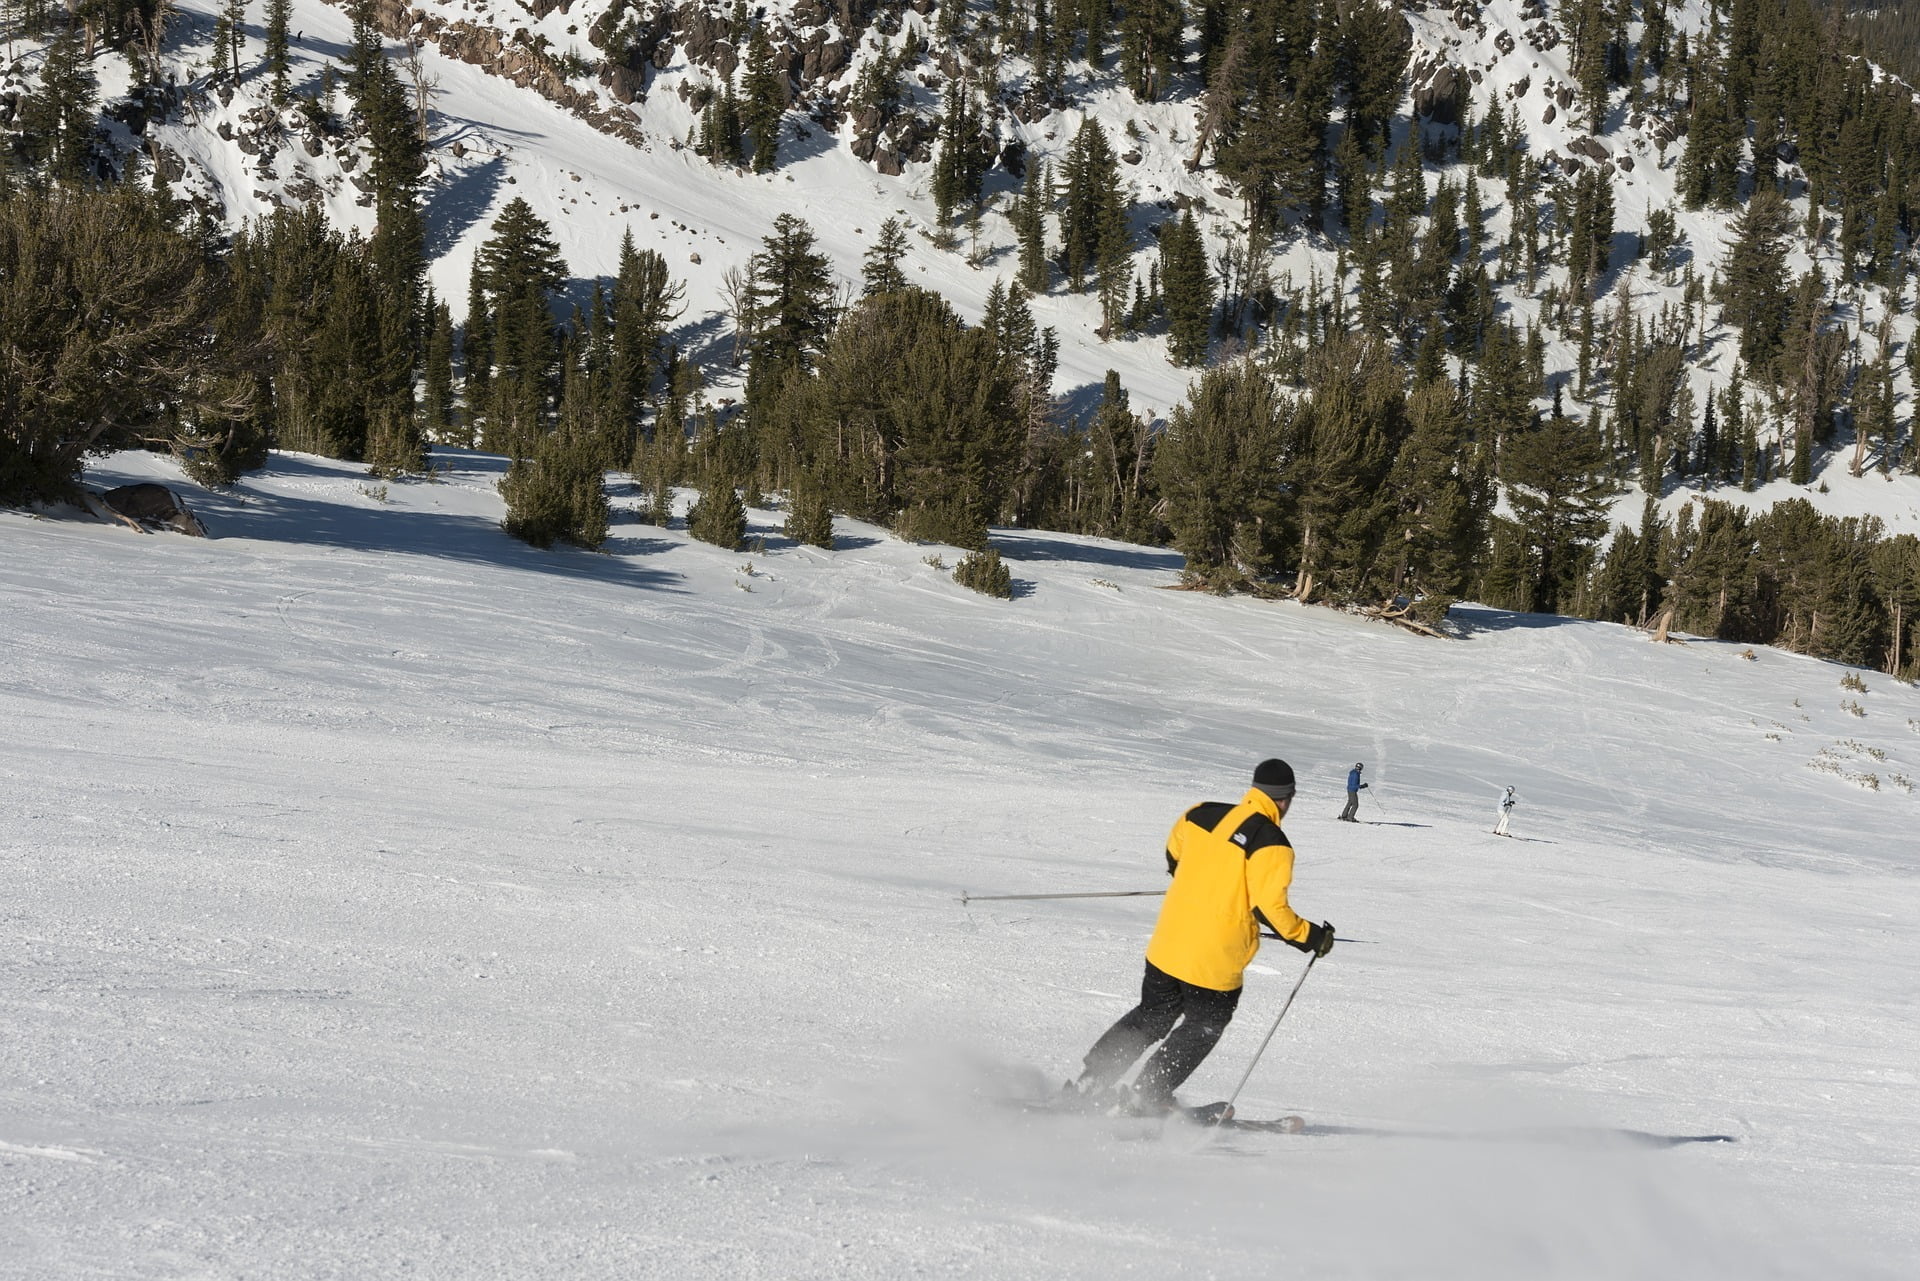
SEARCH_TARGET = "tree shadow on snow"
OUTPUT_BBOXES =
[1447,604,1584,634]
[199,453,685,593]
[422,155,507,260]
[991,529,1184,574]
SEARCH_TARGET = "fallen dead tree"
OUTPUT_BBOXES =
[81,483,210,537]
[1361,599,1450,638]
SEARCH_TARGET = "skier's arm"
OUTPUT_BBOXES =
[1164,816,1185,877]
[1247,841,1312,949]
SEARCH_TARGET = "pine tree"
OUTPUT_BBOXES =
[1120,0,1183,101]
[1,187,262,504]
[741,23,784,172]
[803,288,1018,547]
[606,232,685,444]
[265,0,293,103]
[473,199,568,448]
[421,295,456,444]
[1155,358,1291,589]
[20,31,97,181]
[861,217,910,296]
[224,0,248,81]
[688,464,747,549]
[1159,212,1214,366]
[1385,377,1489,617]
[1059,119,1123,293]
[932,88,987,233]
[212,15,234,80]
[463,259,491,431]
[747,213,836,378]
[783,467,835,548]
[1500,411,1618,613]
[1014,160,1052,293]
[1079,370,1155,541]
[1722,187,1793,368]
[1288,333,1402,604]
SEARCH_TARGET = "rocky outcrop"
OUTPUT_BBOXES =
[368,1,649,148]
[1409,55,1462,123]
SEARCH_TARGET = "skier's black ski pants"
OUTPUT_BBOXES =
[1082,961,1241,1100]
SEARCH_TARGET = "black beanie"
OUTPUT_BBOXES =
[1252,758,1296,801]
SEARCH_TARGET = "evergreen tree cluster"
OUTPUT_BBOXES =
[9,0,1920,653]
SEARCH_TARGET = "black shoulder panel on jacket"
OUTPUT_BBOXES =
[1184,802,1236,832]
[1229,813,1289,859]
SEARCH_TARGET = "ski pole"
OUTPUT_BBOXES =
[1261,929,1377,944]
[1221,953,1317,1118]
[959,888,1166,904]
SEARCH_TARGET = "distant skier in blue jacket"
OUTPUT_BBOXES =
[1338,763,1367,822]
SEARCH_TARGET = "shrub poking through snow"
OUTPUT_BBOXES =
[954,547,1012,598]
[501,432,608,549]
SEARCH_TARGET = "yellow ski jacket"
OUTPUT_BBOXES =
[1144,787,1313,992]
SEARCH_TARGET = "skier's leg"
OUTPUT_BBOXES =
[1133,982,1243,1102]
[1339,792,1358,822]
[1080,962,1183,1088]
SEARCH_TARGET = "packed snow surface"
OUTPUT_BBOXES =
[4,452,1919,1278]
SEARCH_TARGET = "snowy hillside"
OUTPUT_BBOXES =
[13,0,1901,530]
[4,451,1918,1276]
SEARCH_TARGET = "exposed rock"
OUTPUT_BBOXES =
[149,142,188,184]
[602,63,645,103]
[1494,30,1515,56]
[689,252,702,264]
[1510,74,1529,98]
[1541,104,1555,125]
[1410,57,1459,122]
[376,9,648,149]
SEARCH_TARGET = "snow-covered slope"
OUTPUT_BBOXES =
[4,451,1917,1276]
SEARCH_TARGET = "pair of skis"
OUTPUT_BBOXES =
[1028,1092,1306,1135]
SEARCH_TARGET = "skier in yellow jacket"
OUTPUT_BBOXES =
[1075,759,1334,1112]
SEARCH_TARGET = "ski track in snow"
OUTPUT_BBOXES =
[4,448,1920,1278]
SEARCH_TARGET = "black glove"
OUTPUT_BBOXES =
[1303,921,1335,958]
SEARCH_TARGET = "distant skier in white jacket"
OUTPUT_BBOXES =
[1493,786,1517,836]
